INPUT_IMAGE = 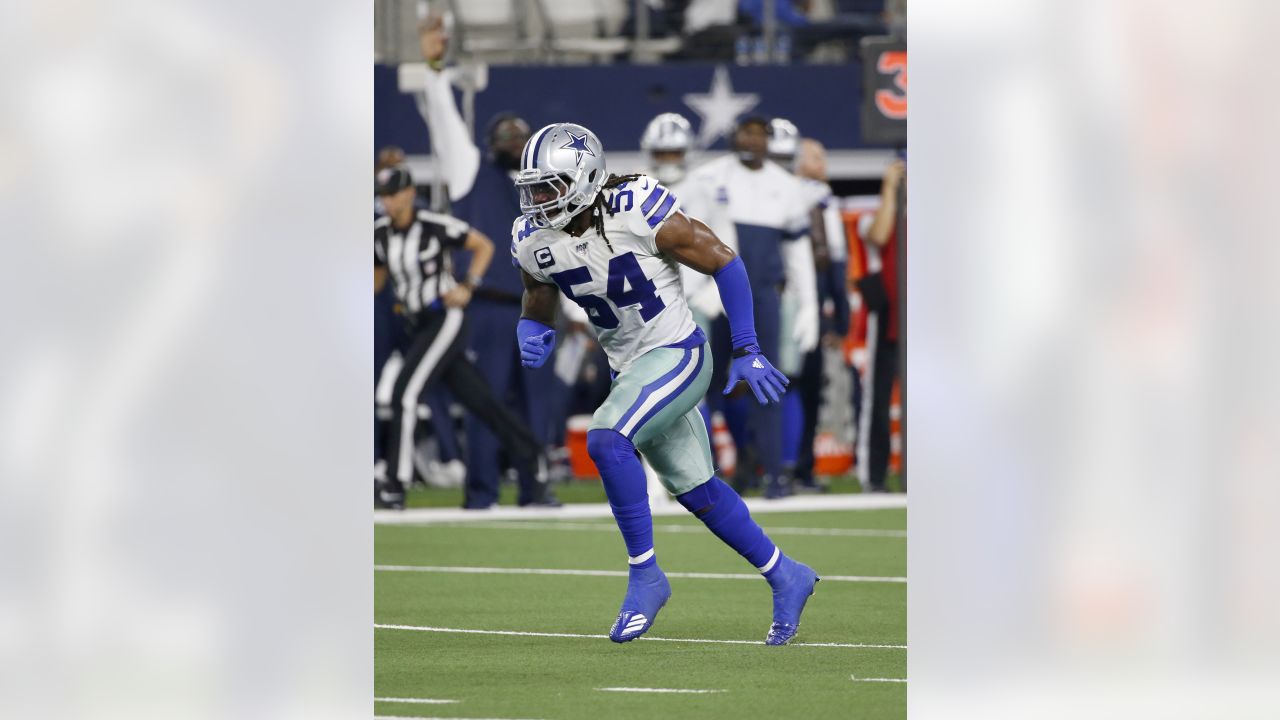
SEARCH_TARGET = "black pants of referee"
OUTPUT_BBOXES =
[382,307,541,501]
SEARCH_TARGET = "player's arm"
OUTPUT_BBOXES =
[443,228,492,308]
[413,15,481,200]
[866,160,905,246]
[654,210,736,274]
[517,269,560,368]
[656,212,788,405]
[462,229,494,284]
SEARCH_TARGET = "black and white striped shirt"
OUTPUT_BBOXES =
[375,210,471,315]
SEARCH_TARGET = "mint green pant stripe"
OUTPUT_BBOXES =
[590,342,715,496]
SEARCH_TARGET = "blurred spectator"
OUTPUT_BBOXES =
[376,146,405,172]
[414,16,561,507]
[679,0,743,60]
[766,118,823,491]
[856,158,904,492]
[792,138,852,490]
[739,0,812,28]
[620,0,689,39]
[739,0,885,62]
[374,146,405,216]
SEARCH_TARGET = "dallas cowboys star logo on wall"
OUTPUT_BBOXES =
[682,65,760,150]
[560,131,596,165]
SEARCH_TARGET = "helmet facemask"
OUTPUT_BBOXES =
[517,171,579,230]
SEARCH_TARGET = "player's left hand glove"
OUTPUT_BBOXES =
[725,345,789,405]
[517,318,556,368]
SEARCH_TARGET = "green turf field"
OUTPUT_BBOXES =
[375,508,906,719]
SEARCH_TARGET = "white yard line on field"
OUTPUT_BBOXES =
[597,687,725,694]
[375,623,906,650]
[375,564,906,584]
[434,521,906,538]
[374,697,459,704]
[850,675,908,683]
[375,494,906,525]
[373,712,545,717]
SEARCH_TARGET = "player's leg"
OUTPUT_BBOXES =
[637,404,820,646]
[382,310,464,507]
[586,344,710,642]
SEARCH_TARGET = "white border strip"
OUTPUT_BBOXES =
[374,697,459,704]
[597,687,725,694]
[375,623,906,649]
[375,564,905,583]
[376,494,906,525]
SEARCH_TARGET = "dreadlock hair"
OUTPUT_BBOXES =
[589,173,643,253]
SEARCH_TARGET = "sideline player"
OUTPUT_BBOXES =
[640,112,694,187]
[679,116,819,498]
[511,123,820,645]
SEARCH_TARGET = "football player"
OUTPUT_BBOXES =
[512,123,820,646]
[679,116,819,498]
[640,112,694,187]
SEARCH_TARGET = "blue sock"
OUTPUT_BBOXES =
[676,477,782,576]
[587,429,656,569]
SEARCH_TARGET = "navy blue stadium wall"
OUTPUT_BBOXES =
[374,62,871,155]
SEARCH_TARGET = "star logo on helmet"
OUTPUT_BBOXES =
[560,131,596,165]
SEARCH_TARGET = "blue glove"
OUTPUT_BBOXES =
[517,318,556,368]
[725,344,789,405]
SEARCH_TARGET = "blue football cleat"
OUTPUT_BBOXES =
[609,564,671,643]
[764,556,820,645]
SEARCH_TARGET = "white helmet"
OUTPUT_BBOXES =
[768,118,801,165]
[516,122,608,231]
[640,113,693,153]
[640,113,693,185]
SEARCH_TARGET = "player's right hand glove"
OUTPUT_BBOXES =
[517,318,556,368]
[725,345,789,405]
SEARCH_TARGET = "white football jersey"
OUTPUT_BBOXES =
[511,175,699,374]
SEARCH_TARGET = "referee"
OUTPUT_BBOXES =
[374,166,542,509]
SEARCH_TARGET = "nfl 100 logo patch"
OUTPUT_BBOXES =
[574,242,589,257]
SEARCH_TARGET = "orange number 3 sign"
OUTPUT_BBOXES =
[875,51,908,120]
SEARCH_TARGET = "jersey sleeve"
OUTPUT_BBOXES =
[612,175,682,250]
[510,215,550,282]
